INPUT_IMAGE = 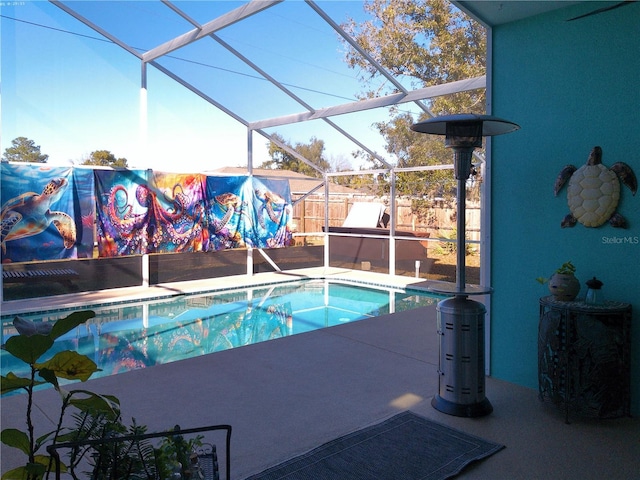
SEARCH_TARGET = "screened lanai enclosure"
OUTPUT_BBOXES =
[1,0,489,301]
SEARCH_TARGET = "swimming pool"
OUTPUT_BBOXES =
[1,279,437,390]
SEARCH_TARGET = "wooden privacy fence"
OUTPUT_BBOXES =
[291,194,481,241]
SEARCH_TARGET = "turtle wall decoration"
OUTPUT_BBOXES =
[554,146,637,228]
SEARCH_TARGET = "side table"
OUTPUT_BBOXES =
[538,296,631,423]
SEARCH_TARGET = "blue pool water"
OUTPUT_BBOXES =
[1,279,437,390]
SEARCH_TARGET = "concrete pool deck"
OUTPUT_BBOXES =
[2,268,639,479]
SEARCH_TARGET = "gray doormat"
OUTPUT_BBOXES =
[244,411,504,480]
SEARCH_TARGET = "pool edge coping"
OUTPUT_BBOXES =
[1,267,454,316]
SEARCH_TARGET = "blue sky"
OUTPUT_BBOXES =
[1,1,410,172]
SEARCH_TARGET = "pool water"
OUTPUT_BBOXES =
[1,280,437,390]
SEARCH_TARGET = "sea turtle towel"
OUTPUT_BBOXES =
[1,163,95,262]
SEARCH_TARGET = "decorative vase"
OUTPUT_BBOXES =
[548,273,580,301]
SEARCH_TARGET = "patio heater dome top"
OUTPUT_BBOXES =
[410,113,520,137]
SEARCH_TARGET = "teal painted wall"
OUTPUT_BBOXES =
[490,2,640,414]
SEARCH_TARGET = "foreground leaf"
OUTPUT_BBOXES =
[36,351,99,382]
[13,317,53,336]
[1,465,29,480]
[50,311,95,340]
[1,373,45,395]
[53,430,79,443]
[35,430,58,453]
[36,368,59,389]
[69,391,121,419]
[1,429,30,455]
[0,456,50,480]
[3,334,53,365]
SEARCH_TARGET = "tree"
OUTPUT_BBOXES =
[341,0,486,198]
[262,134,330,177]
[342,0,485,107]
[2,137,49,163]
[82,150,128,168]
[328,153,353,173]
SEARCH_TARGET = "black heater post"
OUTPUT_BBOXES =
[411,114,519,417]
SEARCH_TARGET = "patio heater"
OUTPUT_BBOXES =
[410,114,519,417]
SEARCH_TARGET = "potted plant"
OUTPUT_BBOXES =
[537,261,580,301]
[0,311,120,480]
[1,313,220,480]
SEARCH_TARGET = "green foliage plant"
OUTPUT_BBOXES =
[66,412,155,480]
[432,228,475,256]
[53,409,207,480]
[536,261,577,284]
[1,314,209,480]
[155,427,204,480]
[1,311,120,480]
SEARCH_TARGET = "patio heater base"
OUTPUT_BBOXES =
[432,395,493,418]
[433,295,492,418]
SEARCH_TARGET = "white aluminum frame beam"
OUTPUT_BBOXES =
[249,76,486,129]
[143,0,283,63]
